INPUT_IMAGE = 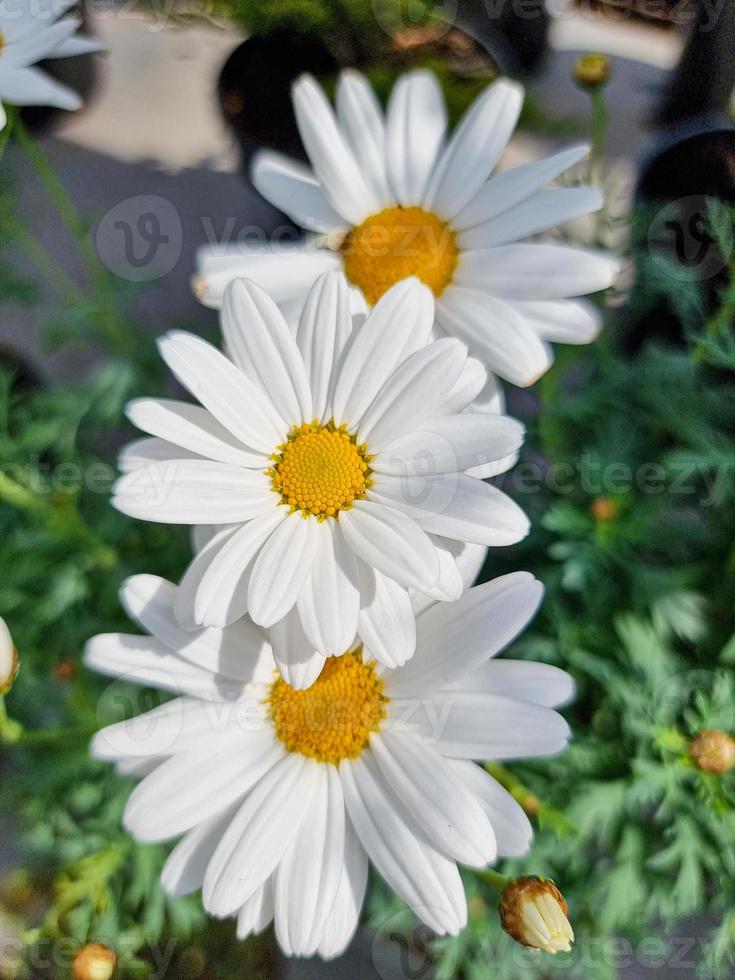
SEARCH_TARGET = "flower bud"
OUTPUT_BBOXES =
[0,618,19,695]
[500,876,574,954]
[591,497,618,522]
[72,943,116,980]
[574,53,611,90]
[690,729,735,774]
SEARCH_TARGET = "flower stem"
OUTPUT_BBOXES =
[12,118,136,355]
[478,869,509,894]
[484,762,578,835]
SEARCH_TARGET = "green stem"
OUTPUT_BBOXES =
[478,869,509,894]
[589,88,608,185]
[485,762,578,835]
[3,212,88,305]
[12,118,135,355]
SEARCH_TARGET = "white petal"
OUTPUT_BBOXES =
[356,338,467,451]
[251,149,344,232]
[91,697,236,762]
[437,287,554,387]
[203,754,319,916]
[119,574,272,682]
[118,437,201,473]
[237,879,275,939]
[296,270,353,422]
[90,697,256,771]
[123,729,284,842]
[455,243,620,301]
[389,572,543,695]
[189,511,287,628]
[112,460,274,524]
[505,298,601,344]
[47,33,105,58]
[292,74,381,223]
[157,331,285,451]
[385,70,447,205]
[316,818,368,959]
[195,241,339,311]
[375,414,524,476]
[370,472,529,547]
[448,760,532,858]
[411,539,486,615]
[297,522,360,657]
[247,515,317,627]
[331,278,434,428]
[175,524,243,628]
[422,79,523,219]
[357,563,416,669]
[442,660,575,709]
[453,145,590,230]
[221,279,312,425]
[458,187,603,251]
[0,64,81,109]
[161,804,238,897]
[371,731,496,867]
[84,633,244,701]
[429,692,571,760]
[438,356,487,415]
[3,17,78,66]
[126,398,265,468]
[270,607,326,690]
[339,500,439,592]
[275,765,345,956]
[336,70,392,206]
[340,754,466,935]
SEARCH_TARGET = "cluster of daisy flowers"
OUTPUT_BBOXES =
[85,68,618,959]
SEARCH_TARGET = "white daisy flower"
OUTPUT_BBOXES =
[0,0,103,132]
[194,70,620,387]
[113,272,529,676]
[86,569,573,958]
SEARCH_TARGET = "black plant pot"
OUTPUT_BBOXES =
[218,30,339,174]
[619,126,735,357]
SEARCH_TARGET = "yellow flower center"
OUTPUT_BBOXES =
[267,650,388,765]
[341,206,459,305]
[0,31,5,56]
[268,420,372,519]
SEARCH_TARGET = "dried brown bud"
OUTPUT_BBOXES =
[574,54,612,90]
[72,943,116,980]
[500,876,574,954]
[690,729,735,774]
[591,497,618,522]
[54,658,79,682]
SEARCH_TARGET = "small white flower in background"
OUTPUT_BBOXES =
[194,70,620,387]
[0,616,18,694]
[0,0,103,132]
[113,271,529,682]
[85,570,573,958]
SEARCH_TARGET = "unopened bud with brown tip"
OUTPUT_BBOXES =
[574,53,611,90]
[0,618,19,695]
[72,943,116,980]
[690,729,735,774]
[591,497,618,522]
[500,876,574,954]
